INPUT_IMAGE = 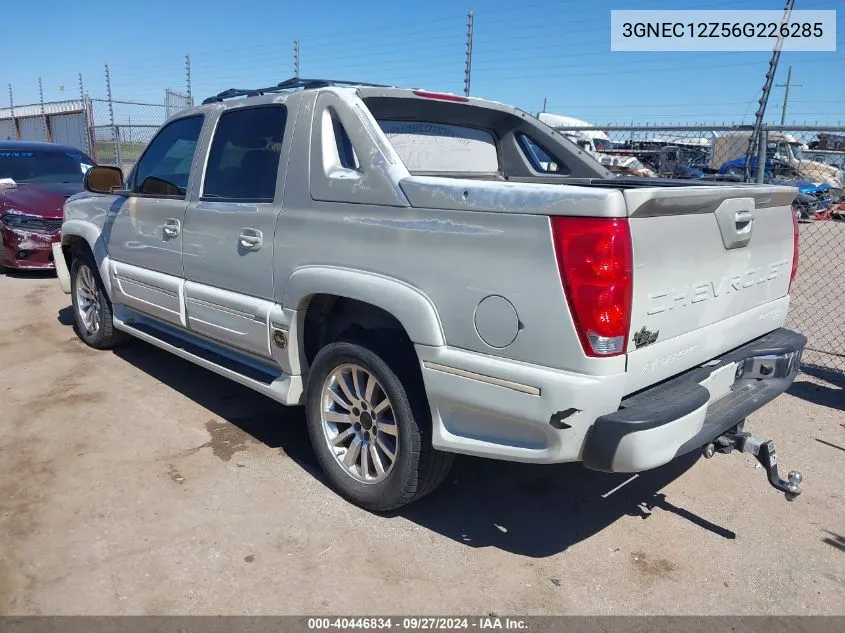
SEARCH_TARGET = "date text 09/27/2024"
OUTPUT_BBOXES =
[307,618,528,630]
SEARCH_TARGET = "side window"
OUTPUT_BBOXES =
[321,106,360,171]
[333,114,360,169]
[132,115,203,196]
[518,134,571,175]
[202,106,287,203]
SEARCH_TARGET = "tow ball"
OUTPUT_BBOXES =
[703,430,803,501]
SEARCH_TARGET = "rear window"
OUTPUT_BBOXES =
[377,120,498,174]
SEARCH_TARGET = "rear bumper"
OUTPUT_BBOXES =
[1,226,60,269]
[582,328,806,473]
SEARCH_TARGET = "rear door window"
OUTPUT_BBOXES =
[202,106,287,203]
[377,120,499,174]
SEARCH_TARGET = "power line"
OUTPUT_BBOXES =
[470,56,840,79]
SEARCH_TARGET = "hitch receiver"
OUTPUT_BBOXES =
[708,429,803,501]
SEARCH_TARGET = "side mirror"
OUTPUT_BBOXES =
[84,165,124,194]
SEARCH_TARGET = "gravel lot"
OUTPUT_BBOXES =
[0,270,843,616]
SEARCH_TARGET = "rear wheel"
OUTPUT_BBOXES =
[70,251,128,349]
[304,338,453,511]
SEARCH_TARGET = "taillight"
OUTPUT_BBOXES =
[789,210,800,292]
[550,217,633,357]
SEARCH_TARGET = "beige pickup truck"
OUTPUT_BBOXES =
[54,78,806,511]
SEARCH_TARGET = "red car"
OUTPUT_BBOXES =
[0,141,96,271]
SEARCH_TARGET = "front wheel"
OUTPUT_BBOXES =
[70,252,128,349]
[304,339,453,511]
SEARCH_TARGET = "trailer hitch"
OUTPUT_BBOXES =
[703,429,803,501]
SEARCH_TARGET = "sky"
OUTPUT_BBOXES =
[2,0,843,126]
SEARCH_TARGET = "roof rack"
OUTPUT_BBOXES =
[201,77,393,104]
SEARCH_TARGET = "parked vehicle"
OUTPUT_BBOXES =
[0,141,95,270]
[55,79,806,511]
[607,145,718,179]
[719,156,837,209]
[711,131,843,193]
[807,132,845,151]
[536,113,612,155]
[672,163,743,182]
[596,153,657,177]
[806,149,845,172]
[792,191,820,219]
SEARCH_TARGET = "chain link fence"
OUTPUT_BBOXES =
[549,123,845,373]
[1,89,194,176]
[89,90,193,175]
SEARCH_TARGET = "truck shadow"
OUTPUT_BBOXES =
[787,365,845,411]
[394,453,733,557]
[57,310,735,557]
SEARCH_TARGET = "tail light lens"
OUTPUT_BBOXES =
[550,217,633,357]
[789,210,800,292]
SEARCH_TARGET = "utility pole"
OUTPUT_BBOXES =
[743,0,794,182]
[464,11,474,97]
[185,54,193,105]
[293,40,300,78]
[775,65,802,125]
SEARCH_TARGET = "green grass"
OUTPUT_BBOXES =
[93,141,147,167]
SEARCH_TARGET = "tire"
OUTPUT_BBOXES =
[70,250,128,349]
[304,337,453,511]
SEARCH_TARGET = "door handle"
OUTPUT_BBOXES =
[163,218,181,238]
[239,228,263,250]
[734,210,754,234]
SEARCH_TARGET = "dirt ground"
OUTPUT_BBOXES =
[0,271,843,616]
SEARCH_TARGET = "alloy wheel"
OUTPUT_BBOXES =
[320,363,399,484]
[75,264,102,336]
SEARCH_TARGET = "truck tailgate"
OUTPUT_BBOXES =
[623,185,798,393]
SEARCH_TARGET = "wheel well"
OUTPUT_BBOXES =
[302,294,413,367]
[62,235,91,267]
